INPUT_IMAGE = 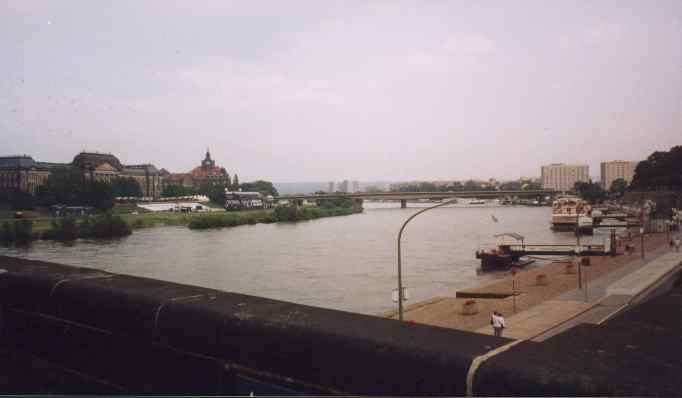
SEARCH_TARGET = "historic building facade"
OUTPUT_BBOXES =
[0,156,51,195]
[71,152,163,198]
[0,152,163,198]
[163,150,231,190]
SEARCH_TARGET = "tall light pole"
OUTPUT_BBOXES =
[396,197,460,321]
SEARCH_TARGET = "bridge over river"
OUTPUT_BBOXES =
[276,190,559,208]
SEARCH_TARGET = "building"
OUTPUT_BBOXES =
[352,181,360,193]
[71,152,163,198]
[72,152,125,183]
[163,150,231,190]
[328,181,335,193]
[600,160,639,190]
[0,156,50,195]
[541,163,589,191]
[122,165,162,198]
[338,180,349,193]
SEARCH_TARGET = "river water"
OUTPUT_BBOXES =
[0,203,604,315]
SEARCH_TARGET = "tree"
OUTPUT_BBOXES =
[239,180,278,196]
[161,184,196,197]
[464,180,480,191]
[35,168,114,210]
[110,177,142,197]
[232,174,240,191]
[574,181,606,204]
[630,146,682,190]
[609,178,628,198]
[499,181,522,191]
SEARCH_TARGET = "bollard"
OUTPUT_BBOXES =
[461,299,479,315]
[536,274,549,286]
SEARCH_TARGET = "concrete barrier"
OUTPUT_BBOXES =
[0,256,508,395]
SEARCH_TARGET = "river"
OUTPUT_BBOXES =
[0,203,604,315]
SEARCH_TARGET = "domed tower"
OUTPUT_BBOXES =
[201,149,215,170]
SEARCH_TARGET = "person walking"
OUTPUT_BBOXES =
[675,237,681,252]
[491,311,506,337]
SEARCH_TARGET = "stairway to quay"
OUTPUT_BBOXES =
[0,232,681,395]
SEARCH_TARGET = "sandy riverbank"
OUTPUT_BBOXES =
[382,231,675,332]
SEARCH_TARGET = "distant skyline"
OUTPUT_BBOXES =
[2,1,680,182]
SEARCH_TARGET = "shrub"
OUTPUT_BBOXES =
[90,213,131,238]
[274,206,298,222]
[1,221,15,242]
[51,217,78,240]
[14,219,33,242]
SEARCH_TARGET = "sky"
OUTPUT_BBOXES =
[1,1,681,182]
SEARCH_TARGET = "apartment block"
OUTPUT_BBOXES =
[541,163,589,191]
[600,160,639,190]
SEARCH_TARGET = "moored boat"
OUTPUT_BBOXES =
[475,233,535,271]
[551,196,590,231]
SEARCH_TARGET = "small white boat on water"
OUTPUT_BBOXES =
[468,199,486,205]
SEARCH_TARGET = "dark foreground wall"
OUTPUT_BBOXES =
[0,256,508,395]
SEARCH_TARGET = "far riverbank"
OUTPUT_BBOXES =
[0,203,363,243]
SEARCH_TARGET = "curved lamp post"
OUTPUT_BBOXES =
[396,197,460,321]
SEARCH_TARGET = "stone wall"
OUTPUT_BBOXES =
[0,256,506,395]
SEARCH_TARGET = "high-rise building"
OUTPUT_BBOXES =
[352,180,360,193]
[328,181,335,193]
[339,180,349,193]
[600,160,639,190]
[541,163,589,191]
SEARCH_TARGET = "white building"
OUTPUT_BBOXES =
[541,163,589,191]
[600,160,639,190]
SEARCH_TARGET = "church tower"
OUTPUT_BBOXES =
[202,149,215,170]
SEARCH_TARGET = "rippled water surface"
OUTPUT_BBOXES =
[0,203,603,314]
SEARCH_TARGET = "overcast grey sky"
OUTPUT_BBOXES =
[1,1,681,182]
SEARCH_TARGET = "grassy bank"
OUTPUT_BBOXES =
[188,205,363,230]
[0,204,364,241]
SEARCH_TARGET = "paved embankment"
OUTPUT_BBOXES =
[386,232,680,339]
[473,275,682,396]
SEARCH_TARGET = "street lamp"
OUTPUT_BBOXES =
[396,197,460,321]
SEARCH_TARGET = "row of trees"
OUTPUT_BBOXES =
[573,178,629,204]
[1,169,144,211]
[394,179,542,193]
[160,179,279,203]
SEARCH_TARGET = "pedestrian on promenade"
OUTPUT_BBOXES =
[675,238,681,252]
[491,311,506,337]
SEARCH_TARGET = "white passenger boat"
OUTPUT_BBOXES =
[551,196,590,231]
